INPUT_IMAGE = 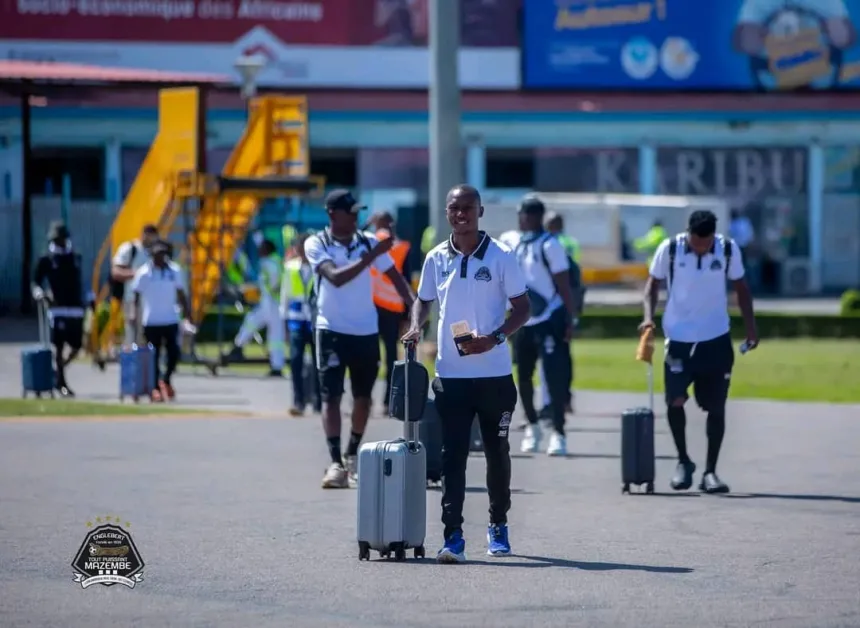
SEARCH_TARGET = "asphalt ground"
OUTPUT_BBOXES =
[1,347,859,627]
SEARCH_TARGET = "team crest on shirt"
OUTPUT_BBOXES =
[474,267,492,282]
[710,259,723,271]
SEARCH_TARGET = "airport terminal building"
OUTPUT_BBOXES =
[1,0,859,309]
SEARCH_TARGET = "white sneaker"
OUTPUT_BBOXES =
[547,433,567,457]
[520,424,542,453]
[321,463,349,489]
[344,455,358,487]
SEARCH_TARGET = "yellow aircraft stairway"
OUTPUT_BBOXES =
[175,95,319,326]
[89,87,205,356]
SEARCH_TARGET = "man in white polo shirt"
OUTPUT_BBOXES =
[403,184,531,564]
[304,189,415,489]
[503,195,579,457]
[642,210,759,495]
[130,240,191,402]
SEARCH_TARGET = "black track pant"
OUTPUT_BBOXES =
[432,375,518,539]
[514,307,571,434]
[143,324,180,385]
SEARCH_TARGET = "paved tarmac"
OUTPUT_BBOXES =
[1,349,859,627]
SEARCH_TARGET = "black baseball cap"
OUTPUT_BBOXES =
[47,221,70,241]
[519,195,545,215]
[325,189,366,214]
[151,240,170,255]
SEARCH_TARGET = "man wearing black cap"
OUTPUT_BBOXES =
[641,209,759,494]
[304,190,415,489]
[130,239,191,402]
[502,195,578,457]
[32,222,89,397]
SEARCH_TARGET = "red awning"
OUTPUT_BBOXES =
[0,59,230,85]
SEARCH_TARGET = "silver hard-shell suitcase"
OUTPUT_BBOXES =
[356,342,427,561]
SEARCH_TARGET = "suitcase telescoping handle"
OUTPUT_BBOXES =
[402,340,419,443]
[646,362,654,413]
[636,327,655,412]
[37,298,50,349]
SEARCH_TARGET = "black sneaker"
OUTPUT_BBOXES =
[267,369,283,378]
[670,460,696,491]
[699,472,730,494]
[58,385,75,398]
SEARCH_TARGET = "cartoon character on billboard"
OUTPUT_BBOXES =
[732,0,857,89]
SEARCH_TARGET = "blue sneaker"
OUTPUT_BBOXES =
[486,524,511,556]
[436,531,466,564]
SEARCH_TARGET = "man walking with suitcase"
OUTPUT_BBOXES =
[32,222,90,397]
[130,240,191,402]
[305,190,415,489]
[641,210,759,494]
[403,184,531,563]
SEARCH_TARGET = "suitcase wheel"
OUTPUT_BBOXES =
[414,545,425,560]
[394,545,406,562]
[358,542,370,561]
[645,482,655,494]
[621,483,630,494]
[35,392,41,399]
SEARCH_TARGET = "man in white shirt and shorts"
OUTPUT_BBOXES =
[304,190,415,489]
[641,210,759,494]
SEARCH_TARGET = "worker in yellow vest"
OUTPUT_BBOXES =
[222,238,285,376]
[635,219,668,265]
[369,211,411,411]
[281,232,321,416]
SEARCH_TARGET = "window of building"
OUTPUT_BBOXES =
[29,147,105,200]
[486,148,535,189]
[311,148,357,188]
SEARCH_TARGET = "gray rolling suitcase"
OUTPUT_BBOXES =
[357,342,427,561]
[620,363,656,495]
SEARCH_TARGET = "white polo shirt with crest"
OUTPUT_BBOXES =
[649,233,745,343]
[418,231,527,379]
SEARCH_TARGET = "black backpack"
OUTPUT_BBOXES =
[519,233,586,317]
[109,243,137,300]
[307,231,372,328]
[667,235,732,291]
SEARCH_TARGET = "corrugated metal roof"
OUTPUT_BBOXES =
[0,60,230,85]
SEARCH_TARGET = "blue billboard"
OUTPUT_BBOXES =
[522,0,860,90]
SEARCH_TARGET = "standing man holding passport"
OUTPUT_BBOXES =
[403,184,531,564]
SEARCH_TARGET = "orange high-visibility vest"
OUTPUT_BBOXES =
[371,230,411,313]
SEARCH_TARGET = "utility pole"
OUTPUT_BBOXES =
[428,0,461,245]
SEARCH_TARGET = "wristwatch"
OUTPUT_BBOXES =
[492,329,507,345]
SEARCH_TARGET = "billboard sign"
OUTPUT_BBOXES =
[523,0,860,90]
[0,0,519,89]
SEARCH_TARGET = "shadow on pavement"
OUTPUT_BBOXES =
[427,486,538,495]
[723,492,860,504]
[471,555,694,572]
[575,453,675,460]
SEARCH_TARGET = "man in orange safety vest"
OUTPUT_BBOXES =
[369,211,411,412]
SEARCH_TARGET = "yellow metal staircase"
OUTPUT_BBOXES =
[89,90,320,360]
[89,87,204,355]
[178,96,313,325]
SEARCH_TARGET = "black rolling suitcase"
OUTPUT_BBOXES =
[621,334,656,495]
[419,398,443,483]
